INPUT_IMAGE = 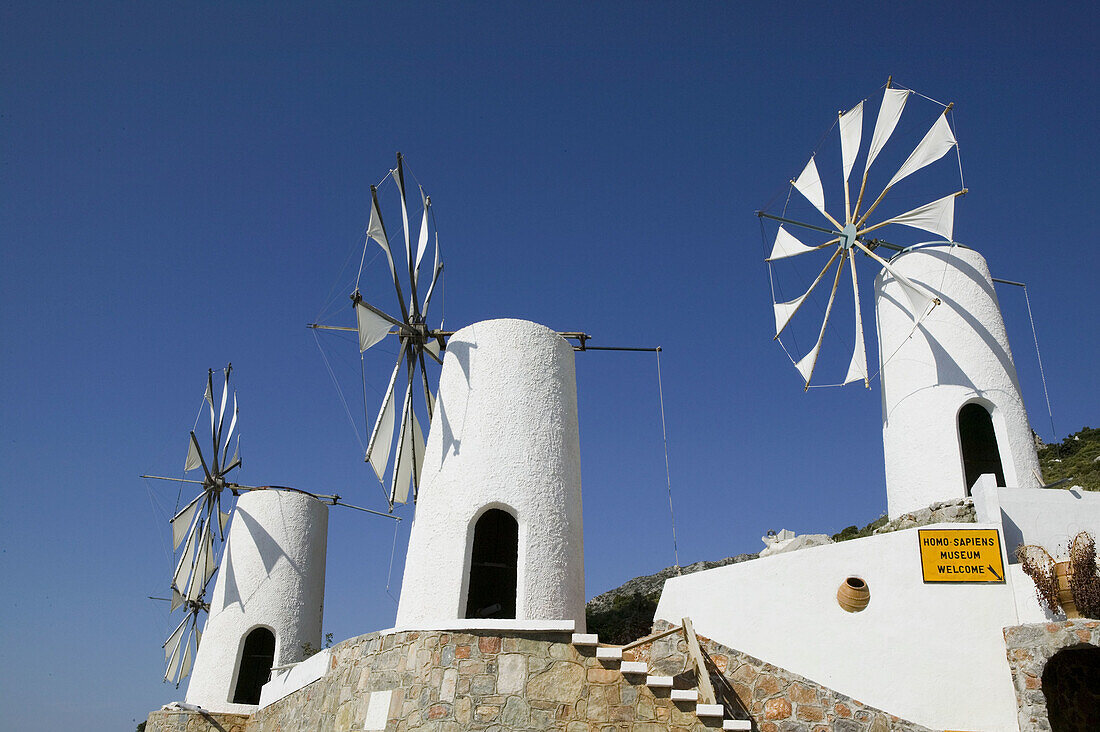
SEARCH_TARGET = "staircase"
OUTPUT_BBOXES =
[572,619,752,730]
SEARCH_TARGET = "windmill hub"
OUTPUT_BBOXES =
[840,223,858,251]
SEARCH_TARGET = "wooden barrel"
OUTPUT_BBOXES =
[1054,561,1079,618]
[837,576,870,613]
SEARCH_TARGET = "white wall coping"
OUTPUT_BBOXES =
[387,619,576,633]
[258,648,332,709]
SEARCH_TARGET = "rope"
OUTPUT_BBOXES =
[950,109,965,190]
[354,236,369,294]
[1023,285,1057,439]
[313,329,366,453]
[655,348,680,571]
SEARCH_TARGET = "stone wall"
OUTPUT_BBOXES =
[148,626,931,731]
[643,621,931,732]
[1004,618,1100,731]
[145,708,249,732]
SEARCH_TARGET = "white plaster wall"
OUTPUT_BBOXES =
[186,489,328,713]
[396,319,585,630]
[876,245,1040,518]
[258,648,331,708]
[655,526,1021,732]
[973,481,1100,561]
[1010,563,1061,624]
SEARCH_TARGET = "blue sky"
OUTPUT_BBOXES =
[2,2,1097,729]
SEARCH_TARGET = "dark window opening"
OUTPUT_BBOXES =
[1041,645,1100,731]
[231,627,275,705]
[464,509,518,619]
[959,403,1006,493]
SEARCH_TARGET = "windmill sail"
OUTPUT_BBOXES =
[312,153,446,511]
[160,364,243,686]
[356,301,394,352]
[839,101,863,186]
[886,113,956,190]
[761,82,961,388]
[793,157,827,220]
[865,88,909,175]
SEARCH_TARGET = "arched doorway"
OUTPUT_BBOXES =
[1042,645,1100,731]
[958,403,1005,492]
[231,627,276,705]
[464,508,518,619]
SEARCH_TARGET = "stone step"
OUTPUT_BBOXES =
[670,689,699,702]
[571,633,599,646]
[695,704,724,718]
[646,675,674,688]
[595,646,623,661]
[723,720,752,731]
[620,661,647,674]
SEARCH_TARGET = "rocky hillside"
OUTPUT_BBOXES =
[585,554,756,643]
[1037,426,1099,491]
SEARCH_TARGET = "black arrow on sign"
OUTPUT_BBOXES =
[987,565,1003,581]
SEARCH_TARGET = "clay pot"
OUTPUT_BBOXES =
[837,576,870,613]
[1054,561,1080,618]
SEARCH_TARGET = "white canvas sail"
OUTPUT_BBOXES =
[367,196,400,288]
[390,385,415,506]
[840,101,864,186]
[768,226,821,261]
[366,351,404,481]
[355,301,393,352]
[886,113,956,190]
[881,192,957,241]
[170,496,201,550]
[865,88,909,174]
[185,435,202,472]
[415,189,430,280]
[793,157,827,219]
[843,255,868,385]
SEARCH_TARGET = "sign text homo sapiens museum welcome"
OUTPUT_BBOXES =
[918,528,1006,583]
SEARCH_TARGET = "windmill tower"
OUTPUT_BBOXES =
[758,81,1039,518]
[876,245,1041,518]
[312,155,585,630]
[185,488,328,712]
[396,318,585,629]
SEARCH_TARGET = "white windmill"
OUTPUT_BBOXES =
[311,152,446,511]
[311,156,610,629]
[143,364,399,701]
[758,79,965,389]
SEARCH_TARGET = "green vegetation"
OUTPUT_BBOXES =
[831,514,888,543]
[585,592,659,645]
[301,631,334,659]
[1038,427,1100,492]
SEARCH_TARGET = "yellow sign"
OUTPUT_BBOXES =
[918,528,1005,583]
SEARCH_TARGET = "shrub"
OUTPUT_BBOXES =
[586,592,659,645]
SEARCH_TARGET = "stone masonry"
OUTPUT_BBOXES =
[147,624,933,731]
[1004,618,1100,732]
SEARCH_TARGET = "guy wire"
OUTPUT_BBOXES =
[655,348,681,572]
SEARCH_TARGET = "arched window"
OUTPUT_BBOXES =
[231,627,276,705]
[464,508,518,619]
[958,403,1005,493]
[1041,645,1100,731]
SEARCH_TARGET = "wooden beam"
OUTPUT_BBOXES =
[620,623,683,651]
[682,617,717,705]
